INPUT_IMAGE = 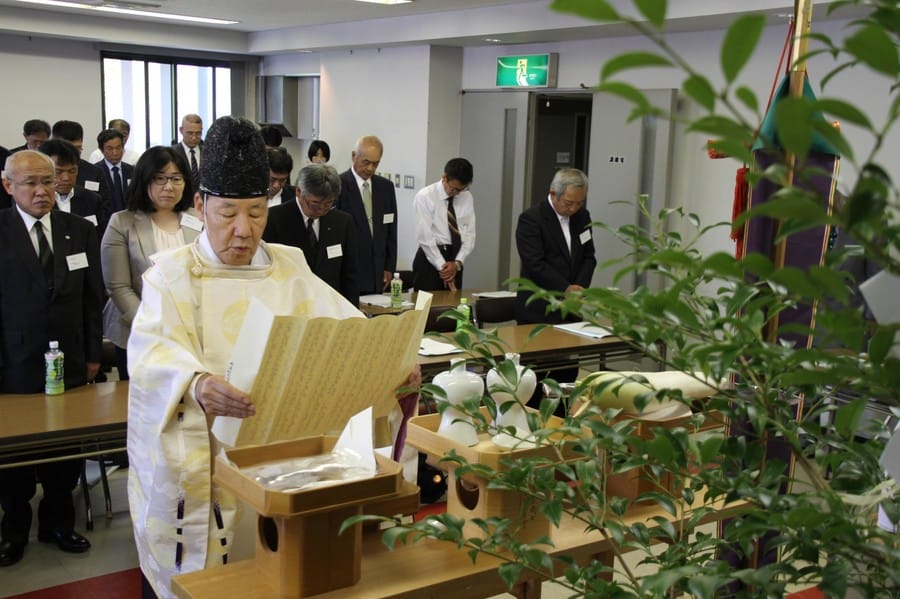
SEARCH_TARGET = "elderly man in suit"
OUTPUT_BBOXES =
[94,128,134,214]
[39,139,109,233]
[336,135,397,295]
[264,163,359,305]
[0,150,104,566]
[515,168,596,416]
[515,167,596,324]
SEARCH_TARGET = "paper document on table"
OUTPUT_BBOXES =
[471,290,516,299]
[221,294,430,448]
[554,321,614,339]
[360,293,413,309]
[418,337,463,356]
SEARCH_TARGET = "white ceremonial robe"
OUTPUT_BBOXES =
[126,239,362,598]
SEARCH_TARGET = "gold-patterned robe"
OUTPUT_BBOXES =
[126,240,361,598]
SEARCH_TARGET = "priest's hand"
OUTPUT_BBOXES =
[195,374,256,418]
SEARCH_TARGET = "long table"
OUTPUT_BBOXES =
[173,496,747,598]
[361,288,499,317]
[418,323,644,380]
[0,381,129,469]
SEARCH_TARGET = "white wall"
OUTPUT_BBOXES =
[320,46,431,270]
[425,46,463,184]
[1,34,102,149]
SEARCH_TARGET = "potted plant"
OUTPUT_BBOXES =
[348,1,899,596]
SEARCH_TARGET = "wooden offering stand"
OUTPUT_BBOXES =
[214,436,416,598]
[406,409,572,542]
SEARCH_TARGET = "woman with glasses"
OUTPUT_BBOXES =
[100,146,202,380]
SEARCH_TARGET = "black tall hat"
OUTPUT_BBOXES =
[199,116,269,198]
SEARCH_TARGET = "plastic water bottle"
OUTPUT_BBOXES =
[456,297,470,331]
[390,272,403,309]
[45,340,64,395]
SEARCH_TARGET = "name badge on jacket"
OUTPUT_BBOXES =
[383,213,395,224]
[84,180,100,192]
[326,244,343,259]
[181,213,203,231]
[67,252,89,271]
[579,230,591,245]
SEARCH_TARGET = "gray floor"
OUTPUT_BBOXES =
[0,466,139,598]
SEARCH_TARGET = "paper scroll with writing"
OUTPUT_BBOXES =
[217,293,431,447]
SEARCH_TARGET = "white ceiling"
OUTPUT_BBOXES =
[0,0,866,55]
[0,0,538,32]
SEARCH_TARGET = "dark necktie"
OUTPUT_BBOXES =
[34,221,54,286]
[112,165,125,211]
[190,148,199,181]
[447,197,462,254]
[307,217,318,252]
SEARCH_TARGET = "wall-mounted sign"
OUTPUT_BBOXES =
[496,53,558,88]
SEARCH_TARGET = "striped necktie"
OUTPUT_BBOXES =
[190,148,199,181]
[447,197,461,253]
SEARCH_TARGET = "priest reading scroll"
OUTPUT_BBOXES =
[125,116,417,599]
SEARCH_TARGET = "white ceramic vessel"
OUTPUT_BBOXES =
[486,353,537,447]
[433,358,483,446]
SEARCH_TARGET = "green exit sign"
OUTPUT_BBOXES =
[496,53,558,88]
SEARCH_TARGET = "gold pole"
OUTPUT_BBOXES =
[764,0,813,343]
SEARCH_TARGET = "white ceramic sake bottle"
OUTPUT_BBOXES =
[487,353,537,448]
[433,358,483,447]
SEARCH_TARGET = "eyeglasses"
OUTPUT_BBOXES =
[152,174,186,186]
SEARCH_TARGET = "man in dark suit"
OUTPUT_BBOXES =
[0,151,104,566]
[93,128,134,214]
[266,146,295,207]
[515,167,597,324]
[9,119,51,153]
[51,120,108,208]
[264,163,359,305]
[336,135,397,294]
[39,139,110,233]
[172,113,203,195]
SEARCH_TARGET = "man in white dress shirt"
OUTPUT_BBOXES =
[411,158,475,291]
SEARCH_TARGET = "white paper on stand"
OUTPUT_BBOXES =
[335,406,377,475]
[221,293,431,448]
[212,296,275,447]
